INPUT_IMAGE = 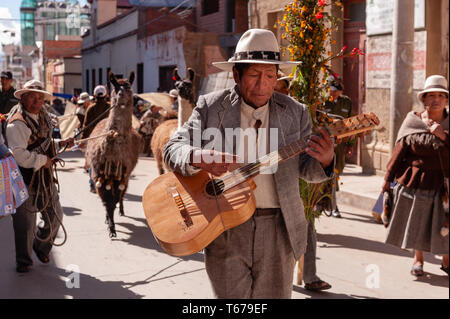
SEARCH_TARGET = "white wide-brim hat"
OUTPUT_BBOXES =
[212,29,300,73]
[14,80,53,100]
[169,89,178,98]
[417,75,449,102]
[77,92,92,104]
[14,79,53,100]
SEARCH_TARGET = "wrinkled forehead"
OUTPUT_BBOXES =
[424,91,448,98]
[243,63,278,75]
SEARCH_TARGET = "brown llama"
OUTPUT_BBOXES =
[86,71,141,238]
[150,68,196,175]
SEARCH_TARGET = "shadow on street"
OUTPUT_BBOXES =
[115,215,204,263]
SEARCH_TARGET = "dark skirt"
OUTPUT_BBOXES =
[385,184,449,255]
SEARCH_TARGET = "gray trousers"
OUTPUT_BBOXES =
[12,188,64,266]
[303,220,321,284]
[204,211,295,299]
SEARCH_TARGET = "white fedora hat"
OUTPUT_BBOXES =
[77,92,91,104]
[212,29,300,73]
[14,79,53,100]
[169,89,178,98]
[418,75,449,102]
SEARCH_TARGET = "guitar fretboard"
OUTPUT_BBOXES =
[217,112,379,192]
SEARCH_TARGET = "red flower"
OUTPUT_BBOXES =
[315,11,323,19]
[342,45,347,51]
[318,0,326,6]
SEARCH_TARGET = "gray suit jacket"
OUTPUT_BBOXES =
[163,86,334,260]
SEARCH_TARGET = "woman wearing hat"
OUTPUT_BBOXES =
[382,75,449,276]
[164,29,335,298]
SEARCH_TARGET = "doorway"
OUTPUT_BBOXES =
[343,0,366,165]
[159,65,177,93]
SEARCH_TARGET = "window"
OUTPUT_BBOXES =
[98,68,103,86]
[202,0,219,16]
[85,69,89,94]
[106,67,111,94]
[91,69,96,93]
[137,63,144,94]
[159,65,177,93]
[349,3,366,22]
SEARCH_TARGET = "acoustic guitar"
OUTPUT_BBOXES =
[142,112,380,256]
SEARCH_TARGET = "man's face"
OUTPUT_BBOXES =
[21,92,45,114]
[423,92,448,113]
[1,77,12,90]
[233,64,278,108]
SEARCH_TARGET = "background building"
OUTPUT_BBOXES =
[251,0,449,174]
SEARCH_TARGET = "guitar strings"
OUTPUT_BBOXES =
[218,135,309,191]
[180,115,376,214]
[200,115,376,192]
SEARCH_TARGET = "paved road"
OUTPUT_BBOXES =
[0,151,448,299]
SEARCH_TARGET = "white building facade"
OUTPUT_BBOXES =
[81,7,138,94]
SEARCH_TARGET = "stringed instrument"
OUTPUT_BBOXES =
[142,112,380,256]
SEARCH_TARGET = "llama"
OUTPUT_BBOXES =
[86,71,141,238]
[174,68,195,128]
[150,68,196,175]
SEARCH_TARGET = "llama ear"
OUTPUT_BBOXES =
[173,68,181,81]
[109,71,120,92]
[187,68,195,82]
[129,71,135,86]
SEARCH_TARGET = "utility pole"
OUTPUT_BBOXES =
[389,0,415,153]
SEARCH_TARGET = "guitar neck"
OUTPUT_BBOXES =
[220,112,379,191]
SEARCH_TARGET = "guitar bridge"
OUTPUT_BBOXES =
[170,188,193,228]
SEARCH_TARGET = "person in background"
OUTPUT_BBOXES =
[169,89,179,111]
[0,71,18,115]
[322,75,355,218]
[51,98,65,116]
[5,79,74,273]
[81,85,109,139]
[76,92,91,127]
[274,73,332,292]
[383,75,449,277]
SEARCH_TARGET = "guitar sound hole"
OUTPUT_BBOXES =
[205,179,225,196]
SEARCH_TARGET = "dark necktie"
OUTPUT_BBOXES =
[254,119,262,131]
